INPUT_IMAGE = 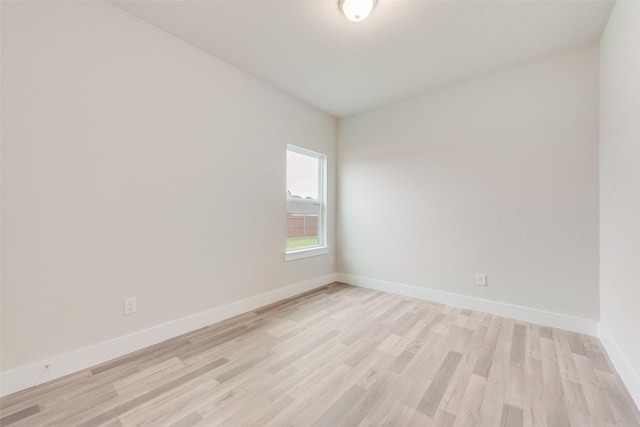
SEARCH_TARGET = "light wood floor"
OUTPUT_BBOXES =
[1,283,639,426]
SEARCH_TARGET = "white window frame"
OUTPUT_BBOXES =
[285,145,329,261]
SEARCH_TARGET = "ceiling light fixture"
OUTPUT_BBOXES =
[339,0,376,23]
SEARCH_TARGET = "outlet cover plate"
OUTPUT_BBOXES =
[476,274,487,286]
[124,297,137,315]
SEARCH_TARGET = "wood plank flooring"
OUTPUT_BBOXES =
[1,283,639,426]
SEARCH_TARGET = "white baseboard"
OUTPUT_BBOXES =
[0,273,336,397]
[337,273,598,336]
[598,323,640,410]
[7,271,636,412]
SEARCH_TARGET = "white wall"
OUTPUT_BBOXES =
[599,0,640,406]
[1,1,335,373]
[338,45,600,320]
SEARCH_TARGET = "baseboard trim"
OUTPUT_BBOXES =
[0,273,337,397]
[598,323,640,410]
[337,273,598,336]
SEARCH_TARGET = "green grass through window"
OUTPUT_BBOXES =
[286,235,319,250]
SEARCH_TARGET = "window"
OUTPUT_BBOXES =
[285,145,328,260]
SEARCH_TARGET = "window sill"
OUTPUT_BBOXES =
[284,246,330,262]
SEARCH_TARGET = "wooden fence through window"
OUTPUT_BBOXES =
[287,215,318,237]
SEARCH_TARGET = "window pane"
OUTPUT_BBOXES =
[286,201,319,249]
[286,147,323,252]
[287,150,319,200]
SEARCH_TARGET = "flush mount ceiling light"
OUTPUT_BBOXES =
[339,0,377,23]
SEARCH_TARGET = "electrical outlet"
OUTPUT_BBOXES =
[476,274,487,286]
[329,255,334,265]
[124,297,137,315]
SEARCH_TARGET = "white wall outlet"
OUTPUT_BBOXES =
[124,297,137,315]
[476,274,487,286]
[329,255,334,265]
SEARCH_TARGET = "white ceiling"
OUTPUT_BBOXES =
[112,0,613,117]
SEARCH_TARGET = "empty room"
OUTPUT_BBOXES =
[1,0,639,425]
